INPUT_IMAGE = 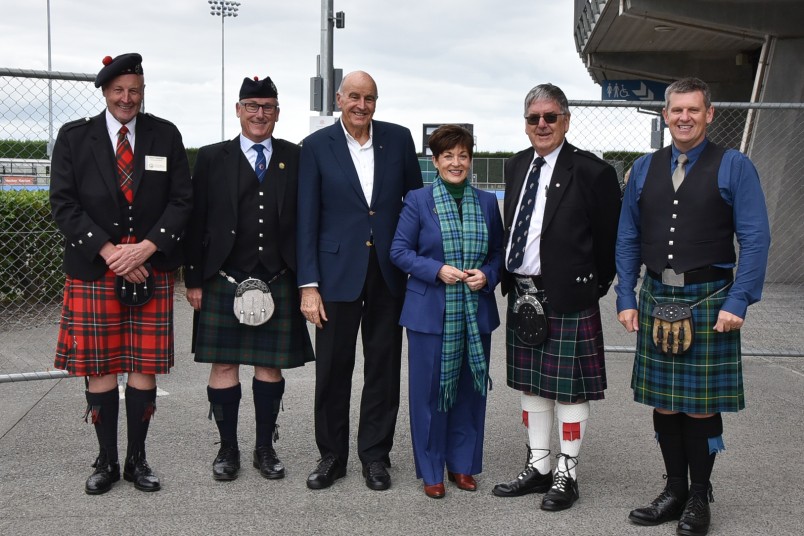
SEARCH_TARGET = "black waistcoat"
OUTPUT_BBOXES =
[640,142,735,273]
[223,154,284,275]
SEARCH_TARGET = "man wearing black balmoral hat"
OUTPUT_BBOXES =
[50,53,192,494]
[184,76,313,482]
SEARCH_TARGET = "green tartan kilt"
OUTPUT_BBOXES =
[632,274,743,413]
[193,270,314,368]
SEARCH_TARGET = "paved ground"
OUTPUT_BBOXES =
[1,286,802,536]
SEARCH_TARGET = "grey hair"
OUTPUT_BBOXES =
[523,83,570,116]
[665,77,712,109]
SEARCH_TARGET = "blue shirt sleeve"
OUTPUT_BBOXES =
[718,150,771,318]
[614,154,651,312]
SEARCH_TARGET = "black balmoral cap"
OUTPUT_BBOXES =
[94,53,144,88]
[239,76,278,100]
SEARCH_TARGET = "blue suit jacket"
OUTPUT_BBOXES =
[390,185,504,335]
[297,119,423,301]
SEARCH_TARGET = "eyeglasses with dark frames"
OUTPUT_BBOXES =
[524,112,566,125]
[240,101,278,114]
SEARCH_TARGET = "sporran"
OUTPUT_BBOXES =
[220,269,286,327]
[512,277,549,346]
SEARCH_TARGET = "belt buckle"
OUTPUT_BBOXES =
[661,268,685,287]
[514,276,538,294]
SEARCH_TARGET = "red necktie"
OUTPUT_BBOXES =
[116,125,134,204]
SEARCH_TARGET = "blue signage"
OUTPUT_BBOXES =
[601,80,669,102]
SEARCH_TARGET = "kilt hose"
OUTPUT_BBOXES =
[632,274,743,414]
[55,269,175,376]
[193,269,314,368]
[505,291,607,402]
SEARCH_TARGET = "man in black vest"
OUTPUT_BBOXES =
[185,76,314,482]
[616,77,770,536]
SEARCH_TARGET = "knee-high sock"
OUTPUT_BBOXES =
[521,393,554,474]
[85,388,119,463]
[207,383,241,449]
[125,384,157,460]
[653,410,688,495]
[555,401,590,480]
[253,377,284,448]
[683,413,723,497]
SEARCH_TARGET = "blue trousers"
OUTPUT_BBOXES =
[407,330,491,485]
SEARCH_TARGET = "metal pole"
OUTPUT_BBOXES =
[47,0,54,157]
[221,14,225,140]
[320,0,334,116]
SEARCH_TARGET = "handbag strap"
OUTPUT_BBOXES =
[219,268,288,286]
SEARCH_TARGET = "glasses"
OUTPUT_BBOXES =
[525,112,566,125]
[240,102,278,114]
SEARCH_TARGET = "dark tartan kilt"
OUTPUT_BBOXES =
[193,269,314,368]
[632,275,743,413]
[55,269,175,376]
[505,291,607,402]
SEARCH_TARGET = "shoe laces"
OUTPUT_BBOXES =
[551,453,578,490]
[518,444,549,478]
[255,445,278,460]
[365,460,386,477]
[316,455,337,473]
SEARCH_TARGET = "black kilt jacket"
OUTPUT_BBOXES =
[49,111,193,280]
[501,142,622,314]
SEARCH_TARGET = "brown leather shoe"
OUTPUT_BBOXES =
[448,472,477,491]
[424,482,446,499]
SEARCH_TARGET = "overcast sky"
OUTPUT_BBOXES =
[0,0,603,152]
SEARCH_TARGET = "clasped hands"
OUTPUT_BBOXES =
[437,265,486,292]
[100,240,157,283]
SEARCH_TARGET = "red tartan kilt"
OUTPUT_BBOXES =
[54,269,176,376]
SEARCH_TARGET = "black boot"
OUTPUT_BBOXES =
[677,484,713,536]
[123,385,160,492]
[208,384,242,481]
[84,388,120,495]
[252,377,285,479]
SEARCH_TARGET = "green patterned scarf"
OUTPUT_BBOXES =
[432,177,489,411]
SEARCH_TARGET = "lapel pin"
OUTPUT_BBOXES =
[279,162,285,169]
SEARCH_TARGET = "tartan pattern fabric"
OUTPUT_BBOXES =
[193,270,314,368]
[632,275,743,413]
[432,178,488,411]
[505,290,607,402]
[54,269,175,376]
[116,126,134,204]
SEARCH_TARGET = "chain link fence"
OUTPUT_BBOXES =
[1,71,802,382]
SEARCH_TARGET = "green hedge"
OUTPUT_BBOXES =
[0,190,64,305]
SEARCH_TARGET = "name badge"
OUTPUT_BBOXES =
[145,156,168,172]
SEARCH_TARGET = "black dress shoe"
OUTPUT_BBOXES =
[540,473,579,511]
[629,486,688,526]
[307,455,345,490]
[123,455,161,492]
[492,464,553,497]
[677,492,712,536]
[212,445,241,481]
[253,446,285,479]
[362,460,391,491]
[85,456,120,495]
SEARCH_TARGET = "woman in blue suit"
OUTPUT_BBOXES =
[391,125,504,498]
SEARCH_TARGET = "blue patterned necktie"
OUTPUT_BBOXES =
[253,143,266,183]
[507,156,546,271]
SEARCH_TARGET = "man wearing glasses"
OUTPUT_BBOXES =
[184,76,313,482]
[493,83,621,511]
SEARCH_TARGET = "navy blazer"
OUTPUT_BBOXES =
[184,137,300,288]
[297,119,423,301]
[49,111,192,280]
[390,185,504,335]
[501,141,621,313]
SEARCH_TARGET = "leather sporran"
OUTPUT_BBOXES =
[233,278,275,326]
[115,264,154,307]
[651,302,693,356]
[512,288,549,346]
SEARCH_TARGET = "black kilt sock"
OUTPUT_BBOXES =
[653,410,687,494]
[208,383,241,449]
[85,388,120,463]
[253,377,284,448]
[683,413,723,496]
[125,385,157,460]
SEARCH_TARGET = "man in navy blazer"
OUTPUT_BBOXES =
[297,71,423,491]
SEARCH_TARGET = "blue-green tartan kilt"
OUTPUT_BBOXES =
[193,270,314,368]
[632,275,743,413]
[505,292,607,402]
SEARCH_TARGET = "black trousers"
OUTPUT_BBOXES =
[313,249,403,466]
